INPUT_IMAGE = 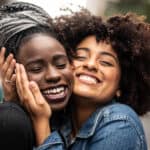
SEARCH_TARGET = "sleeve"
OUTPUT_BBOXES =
[34,131,66,150]
[88,119,146,150]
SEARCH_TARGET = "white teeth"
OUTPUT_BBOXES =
[43,86,65,94]
[79,75,97,84]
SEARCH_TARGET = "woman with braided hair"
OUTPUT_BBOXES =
[0,2,73,150]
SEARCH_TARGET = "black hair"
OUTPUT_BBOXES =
[5,25,58,58]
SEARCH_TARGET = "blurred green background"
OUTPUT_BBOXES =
[105,0,150,22]
[86,0,150,22]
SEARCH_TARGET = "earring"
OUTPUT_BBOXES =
[116,90,121,98]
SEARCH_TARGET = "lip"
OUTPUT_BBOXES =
[41,84,69,103]
[40,83,67,91]
[44,88,68,103]
[76,72,101,83]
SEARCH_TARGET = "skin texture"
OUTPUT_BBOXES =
[15,34,73,144]
[16,34,73,111]
[71,36,121,133]
[73,36,121,104]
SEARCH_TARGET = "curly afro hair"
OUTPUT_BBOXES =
[107,14,150,115]
[55,10,150,115]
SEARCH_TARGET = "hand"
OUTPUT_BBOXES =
[16,63,52,121]
[0,47,18,101]
[16,64,52,145]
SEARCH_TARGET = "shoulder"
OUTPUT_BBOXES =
[94,103,146,143]
[97,103,144,131]
[101,103,139,121]
[79,103,147,149]
[80,103,144,136]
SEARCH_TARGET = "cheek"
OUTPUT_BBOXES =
[27,73,44,86]
[102,65,120,81]
[65,70,73,82]
[106,69,121,89]
[72,60,82,69]
[63,69,74,87]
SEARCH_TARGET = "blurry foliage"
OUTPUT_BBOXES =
[105,0,150,22]
[0,0,12,5]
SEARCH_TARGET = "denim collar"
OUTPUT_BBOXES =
[60,104,112,139]
[78,100,116,138]
[57,100,116,143]
[76,107,104,138]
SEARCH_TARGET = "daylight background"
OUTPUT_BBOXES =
[0,0,150,22]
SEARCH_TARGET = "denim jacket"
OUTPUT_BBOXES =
[35,102,147,150]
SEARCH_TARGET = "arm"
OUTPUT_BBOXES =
[15,63,51,145]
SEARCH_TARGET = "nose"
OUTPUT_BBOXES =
[83,57,98,72]
[45,66,61,83]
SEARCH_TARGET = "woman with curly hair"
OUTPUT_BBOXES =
[30,11,149,149]
[1,8,149,150]
[56,11,150,115]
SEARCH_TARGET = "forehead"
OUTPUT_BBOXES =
[17,34,66,58]
[77,36,117,56]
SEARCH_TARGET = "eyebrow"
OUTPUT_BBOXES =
[76,47,118,63]
[100,51,118,63]
[25,59,43,67]
[53,54,68,60]
[76,47,90,51]
[25,54,68,66]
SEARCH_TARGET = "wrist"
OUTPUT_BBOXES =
[33,118,51,146]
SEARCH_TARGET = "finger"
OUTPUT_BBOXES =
[1,53,14,78]
[16,63,28,104]
[29,81,45,105]
[5,58,16,80]
[0,47,5,67]
[16,63,24,104]
[11,74,16,83]
[16,64,37,109]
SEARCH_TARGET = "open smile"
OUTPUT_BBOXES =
[76,73,101,85]
[41,85,68,103]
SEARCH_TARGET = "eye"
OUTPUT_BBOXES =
[99,60,113,66]
[73,55,87,61]
[27,64,43,73]
[54,56,68,69]
[29,67,42,73]
[73,50,88,61]
[56,63,67,69]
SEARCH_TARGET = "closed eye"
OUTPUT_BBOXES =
[100,61,113,66]
[56,63,67,69]
[73,55,87,61]
[29,67,43,73]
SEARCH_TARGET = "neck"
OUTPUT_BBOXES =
[71,95,98,136]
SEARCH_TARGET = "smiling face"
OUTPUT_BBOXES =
[16,34,73,111]
[72,36,121,104]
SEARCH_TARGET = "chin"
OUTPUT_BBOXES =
[74,88,95,97]
[50,101,68,111]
